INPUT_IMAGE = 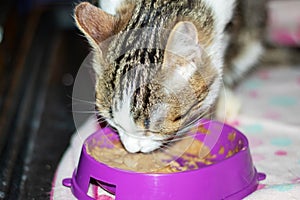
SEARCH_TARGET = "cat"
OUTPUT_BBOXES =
[216,0,266,120]
[74,0,266,153]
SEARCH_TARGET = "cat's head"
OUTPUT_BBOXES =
[74,2,222,153]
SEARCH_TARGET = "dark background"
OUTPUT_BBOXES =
[0,0,95,199]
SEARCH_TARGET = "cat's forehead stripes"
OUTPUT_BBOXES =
[110,0,215,54]
[111,48,163,114]
[97,0,216,127]
[105,0,215,82]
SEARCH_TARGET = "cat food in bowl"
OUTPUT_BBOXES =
[63,120,266,200]
[86,129,213,173]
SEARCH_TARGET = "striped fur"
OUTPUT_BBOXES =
[75,0,235,152]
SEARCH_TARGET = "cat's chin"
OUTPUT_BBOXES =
[119,132,162,153]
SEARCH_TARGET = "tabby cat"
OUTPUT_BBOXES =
[74,0,266,153]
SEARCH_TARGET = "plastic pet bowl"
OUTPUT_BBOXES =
[63,120,266,200]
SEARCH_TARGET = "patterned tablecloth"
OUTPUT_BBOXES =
[51,66,300,200]
[231,67,300,199]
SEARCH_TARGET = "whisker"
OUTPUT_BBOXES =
[92,119,111,127]
[72,110,99,114]
[104,124,118,132]
[166,134,197,143]
[97,119,107,123]
[157,115,215,144]
[201,74,218,81]
[185,109,212,126]
[68,95,97,105]
[70,102,96,107]
[179,109,215,131]
[69,104,98,112]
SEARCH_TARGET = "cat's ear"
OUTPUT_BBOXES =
[163,21,203,79]
[74,2,116,50]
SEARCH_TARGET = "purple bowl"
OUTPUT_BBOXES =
[63,120,266,200]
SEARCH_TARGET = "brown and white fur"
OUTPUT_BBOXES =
[74,0,265,153]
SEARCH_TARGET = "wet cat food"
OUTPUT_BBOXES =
[86,131,214,173]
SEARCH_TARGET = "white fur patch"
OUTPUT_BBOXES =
[175,63,197,82]
[224,41,264,85]
[233,41,264,75]
[99,0,124,15]
[119,131,162,153]
[202,0,236,33]
[112,84,164,153]
[113,84,139,135]
[216,86,241,121]
[200,0,236,76]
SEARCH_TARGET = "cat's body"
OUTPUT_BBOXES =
[223,0,266,86]
[75,0,266,153]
